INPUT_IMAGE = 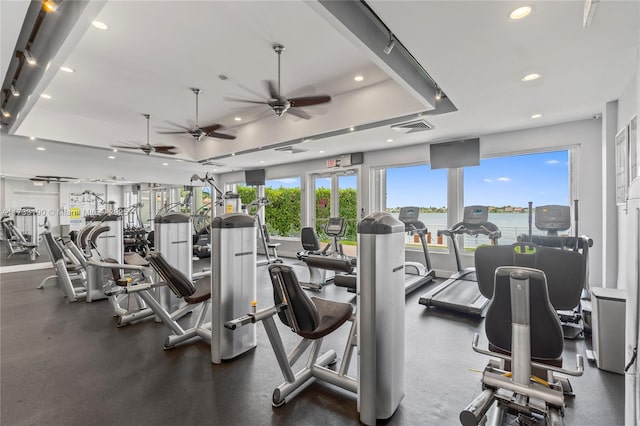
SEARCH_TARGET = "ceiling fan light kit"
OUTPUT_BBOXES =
[111,114,178,156]
[156,89,235,141]
[225,44,332,120]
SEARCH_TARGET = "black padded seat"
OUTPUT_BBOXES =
[304,255,354,273]
[124,252,149,267]
[184,275,212,304]
[334,274,357,290]
[268,264,353,340]
[485,267,564,368]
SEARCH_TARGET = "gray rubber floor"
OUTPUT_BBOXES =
[0,259,624,425]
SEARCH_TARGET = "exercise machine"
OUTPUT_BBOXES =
[419,205,500,316]
[1,210,40,260]
[460,264,584,426]
[245,196,282,266]
[225,212,405,425]
[398,206,436,294]
[297,217,354,290]
[517,201,593,338]
[211,212,257,363]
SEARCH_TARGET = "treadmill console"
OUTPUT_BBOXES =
[535,205,571,235]
[325,217,346,237]
[398,206,420,224]
[462,205,489,225]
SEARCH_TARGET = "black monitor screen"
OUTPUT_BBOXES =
[399,206,420,223]
[535,205,570,232]
[430,138,480,170]
[463,205,488,224]
[244,169,266,186]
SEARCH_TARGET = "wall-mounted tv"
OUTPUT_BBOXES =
[244,169,266,186]
[429,138,480,169]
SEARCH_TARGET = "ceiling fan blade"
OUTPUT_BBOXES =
[156,130,189,135]
[200,124,222,133]
[224,96,268,105]
[287,108,311,120]
[265,81,280,99]
[288,95,331,108]
[285,85,317,99]
[162,120,191,130]
[111,145,143,150]
[207,132,236,140]
[152,145,177,151]
[154,149,178,155]
[236,83,269,100]
[36,175,77,180]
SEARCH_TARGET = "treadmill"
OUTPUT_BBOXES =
[418,205,500,316]
[398,207,436,294]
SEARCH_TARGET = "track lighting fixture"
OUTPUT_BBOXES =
[43,0,59,13]
[383,33,396,55]
[435,86,442,101]
[23,49,36,66]
[10,84,20,97]
[1,107,10,118]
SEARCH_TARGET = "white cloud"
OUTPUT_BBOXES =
[545,160,560,165]
[483,178,492,183]
[496,177,511,182]
[269,178,299,185]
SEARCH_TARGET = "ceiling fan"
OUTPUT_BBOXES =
[111,114,178,156]
[226,44,332,120]
[30,175,77,183]
[157,88,235,142]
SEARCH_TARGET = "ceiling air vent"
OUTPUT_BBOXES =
[391,119,434,134]
[275,146,307,154]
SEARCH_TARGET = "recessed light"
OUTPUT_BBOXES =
[234,116,242,121]
[112,149,117,152]
[162,162,169,166]
[521,73,541,82]
[40,93,52,99]
[319,150,325,154]
[37,147,46,151]
[213,169,218,172]
[510,6,532,20]
[92,20,109,30]
[349,127,355,132]
[231,153,235,156]
[259,160,264,164]
[530,113,543,119]
[30,136,35,140]
[108,156,115,159]
[60,66,75,73]
[354,75,364,82]
[386,138,394,143]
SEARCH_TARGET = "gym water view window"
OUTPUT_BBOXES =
[462,149,570,250]
[384,164,448,250]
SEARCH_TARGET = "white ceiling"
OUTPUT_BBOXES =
[1,0,638,184]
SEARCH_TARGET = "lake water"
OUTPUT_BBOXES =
[389,212,572,247]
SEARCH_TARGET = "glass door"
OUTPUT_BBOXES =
[308,169,359,255]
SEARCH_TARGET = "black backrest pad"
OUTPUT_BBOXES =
[147,252,195,297]
[485,267,564,360]
[43,232,64,262]
[475,243,585,310]
[268,264,319,334]
[301,227,320,251]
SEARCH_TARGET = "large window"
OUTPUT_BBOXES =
[265,177,301,237]
[383,164,448,249]
[235,178,301,238]
[463,150,570,249]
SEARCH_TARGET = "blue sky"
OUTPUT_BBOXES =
[262,150,569,209]
[387,150,569,208]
